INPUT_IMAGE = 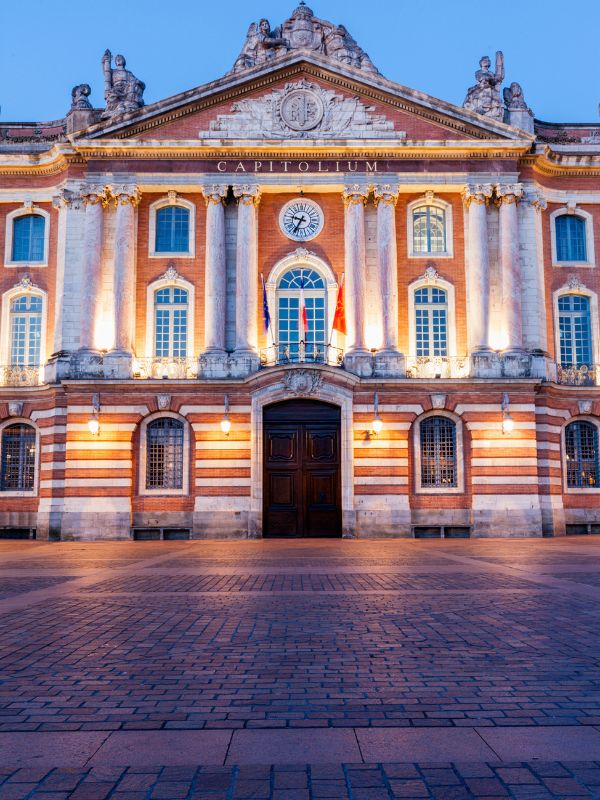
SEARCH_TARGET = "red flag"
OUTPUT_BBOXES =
[331,274,347,335]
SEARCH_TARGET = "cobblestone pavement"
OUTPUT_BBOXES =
[2,538,600,798]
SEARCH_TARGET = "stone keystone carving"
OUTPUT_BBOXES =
[156,394,171,410]
[101,49,145,118]
[283,369,324,396]
[231,3,379,75]
[71,84,92,110]
[463,51,505,121]
[17,274,35,291]
[578,399,593,415]
[423,264,440,284]
[430,393,447,410]
[566,274,585,292]
[8,401,23,417]
[162,263,181,282]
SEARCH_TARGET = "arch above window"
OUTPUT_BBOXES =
[408,272,458,375]
[138,412,190,496]
[550,207,595,267]
[553,284,599,373]
[4,207,50,267]
[145,271,195,359]
[148,196,195,257]
[0,420,38,495]
[564,418,599,492]
[413,411,464,494]
[0,284,48,370]
[407,196,453,258]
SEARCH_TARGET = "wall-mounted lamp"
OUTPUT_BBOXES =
[88,393,101,436]
[371,391,383,435]
[501,392,514,435]
[220,394,231,436]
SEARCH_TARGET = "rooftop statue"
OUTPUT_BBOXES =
[463,51,505,121]
[71,84,92,110]
[503,81,528,111]
[101,50,145,118]
[231,2,379,74]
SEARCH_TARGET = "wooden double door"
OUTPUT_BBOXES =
[263,400,341,538]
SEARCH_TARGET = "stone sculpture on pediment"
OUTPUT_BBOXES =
[71,84,92,110]
[463,51,505,121]
[230,3,379,75]
[101,50,145,118]
[201,80,395,140]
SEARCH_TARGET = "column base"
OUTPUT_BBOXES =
[199,351,231,379]
[373,350,406,378]
[344,350,374,378]
[71,348,105,378]
[230,350,260,378]
[44,351,73,383]
[103,350,133,379]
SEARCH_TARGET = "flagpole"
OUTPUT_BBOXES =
[329,272,345,347]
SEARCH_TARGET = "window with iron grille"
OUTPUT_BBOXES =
[412,206,446,254]
[146,418,185,490]
[10,294,42,366]
[414,287,448,357]
[556,215,587,262]
[420,416,457,488]
[155,206,190,253]
[154,287,188,357]
[12,215,45,262]
[277,267,326,361]
[558,294,592,368]
[1,424,36,491]
[565,421,599,488]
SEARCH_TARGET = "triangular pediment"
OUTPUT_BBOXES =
[72,52,533,146]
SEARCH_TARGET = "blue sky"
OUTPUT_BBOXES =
[1,0,598,123]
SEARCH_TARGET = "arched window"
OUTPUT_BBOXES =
[412,205,446,254]
[155,206,190,253]
[0,423,36,491]
[12,215,45,262]
[565,420,599,488]
[558,294,592,367]
[10,295,42,366]
[154,287,188,358]
[277,267,326,362]
[556,215,587,262]
[146,417,185,490]
[414,287,448,357]
[419,416,457,489]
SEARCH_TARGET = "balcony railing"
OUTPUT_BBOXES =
[133,357,198,380]
[405,356,471,379]
[260,343,344,368]
[0,365,42,386]
[556,364,599,386]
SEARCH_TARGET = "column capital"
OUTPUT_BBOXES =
[342,184,369,207]
[462,183,493,206]
[109,185,142,207]
[521,190,548,212]
[52,188,84,210]
[233,184,261,206]
[494,182,524,205]
[82,184,113,208]
[373,184,400,206]
[201,184,229,206]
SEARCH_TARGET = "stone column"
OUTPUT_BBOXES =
[105,185,140,378]
[76,185,109,374]
[343,185,372,377]
[496,183,524,353]
[199,185,229,377]
[373,185,404,377]
[231,184,260,377]
[463,184,493,356]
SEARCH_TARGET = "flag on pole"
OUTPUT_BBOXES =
[261,274,271,334]
[299,276,308,340]
[331,273,347,336]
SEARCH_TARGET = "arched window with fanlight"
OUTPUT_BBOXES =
[153,287,188,358]
[558,294,592,368]
[10,294,42,366]
[145,417,185,491]
[565,420,599,488]
[12,215,45,263]
[412,205,447,255]
[154,206,191,254]
[0,423,36,492]
[276,267,326,363]
[414,287,448,357]
[418,415,458,490]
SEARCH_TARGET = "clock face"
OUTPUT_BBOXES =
[279,199,324,241]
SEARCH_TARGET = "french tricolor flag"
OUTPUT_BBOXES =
[299,277,308,340]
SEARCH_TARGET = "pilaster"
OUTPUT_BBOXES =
[199,184,229,378]
[231,184,261,377]
[343,184,372,377]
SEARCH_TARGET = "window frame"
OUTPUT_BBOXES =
[413,411,464,494]
[138,412,190,496]
[0,285,47,369]
[4,207,50,267]
[550,208,595,268]
[145,274,195,358]
[276,267,327,358]
[407,196,454,259]
[408,274,457,364]
[148,197,195,258]
[562,417,600,494]
[0,419,39,497]
[553,287,599,373]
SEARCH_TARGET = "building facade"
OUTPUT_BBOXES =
[1,4,599,540]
